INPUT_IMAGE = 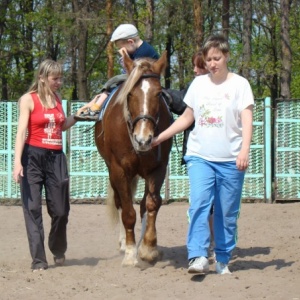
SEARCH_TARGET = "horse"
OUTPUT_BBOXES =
[94,50,172,266]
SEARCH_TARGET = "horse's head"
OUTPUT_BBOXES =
[116,51,168,152]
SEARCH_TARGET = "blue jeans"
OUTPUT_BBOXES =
[184,156,245,264]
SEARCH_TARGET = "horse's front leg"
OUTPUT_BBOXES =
[120,201,138,266]
[110,171,139,267]
[138,177,164,262]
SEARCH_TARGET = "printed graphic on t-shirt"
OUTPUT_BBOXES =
[42,113,63,145]
[197,104,224,128]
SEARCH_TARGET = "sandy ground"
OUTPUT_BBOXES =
[0,202,300,300]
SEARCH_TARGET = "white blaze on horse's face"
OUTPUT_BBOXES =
[141,80,150,114]
[133,79,153,152]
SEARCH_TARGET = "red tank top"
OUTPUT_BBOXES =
[25,92,66,150]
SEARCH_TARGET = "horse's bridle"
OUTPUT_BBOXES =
[127,74,161,133]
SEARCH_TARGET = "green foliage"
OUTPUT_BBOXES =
[0,0,299,100]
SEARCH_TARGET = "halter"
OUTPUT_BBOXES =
[127,73,161,133]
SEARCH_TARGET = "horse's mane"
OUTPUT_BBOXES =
[116,57,157,106]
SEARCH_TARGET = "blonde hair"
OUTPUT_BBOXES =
[202,34,230,58]
[28,59,63,108]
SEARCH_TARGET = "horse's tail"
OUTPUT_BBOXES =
[131,175,139,201]
[107,182,119,226]
[106,175,139,226]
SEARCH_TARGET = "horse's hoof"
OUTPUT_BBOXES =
[121,257,138,267]
[121,245,138,266]
[138,243,162,262]
[140,249,163,262]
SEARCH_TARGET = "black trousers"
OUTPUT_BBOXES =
[20,144,70,270]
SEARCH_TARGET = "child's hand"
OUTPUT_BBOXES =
[75,94,101,116]
[118,47,129,56]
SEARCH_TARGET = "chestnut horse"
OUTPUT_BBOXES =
[94,51,172,266]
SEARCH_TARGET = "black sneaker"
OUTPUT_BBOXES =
[54,255,65,266]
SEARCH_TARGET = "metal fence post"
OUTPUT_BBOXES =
[62,100,68,153]
[264,97,272,203]
[7,102,13,198]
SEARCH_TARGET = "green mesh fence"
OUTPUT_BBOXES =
[68,102,109,199]
[0,101,19,199]
[242,99,265,200]
[1,98,270,202]
[274,99,300,201]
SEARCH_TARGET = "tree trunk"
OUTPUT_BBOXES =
[21,0,34,88]
[268,0,279,100]
[77,22,88,100]
[165,35,172,89]
[280,0,291,98]
[0,0,10,99]
[145,0,154,43]
[70,34,78,100]
[222,0,230,39]
[125,0,136,23]
[242,0,252,79]
[72,0,88,100]
[106,0,114,79]
[193,0,203,50]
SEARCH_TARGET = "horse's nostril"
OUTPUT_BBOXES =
[133,133,153,147]
[145,137,152,146]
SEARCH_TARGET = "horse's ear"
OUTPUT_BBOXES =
[121,48,135,74]
[153,50,168,75]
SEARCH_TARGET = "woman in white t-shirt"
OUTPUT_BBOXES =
[152,34,254,275]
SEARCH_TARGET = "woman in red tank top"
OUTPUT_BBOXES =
[13,59,77,272]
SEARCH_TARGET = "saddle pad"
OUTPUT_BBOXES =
[98,86,119,121]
